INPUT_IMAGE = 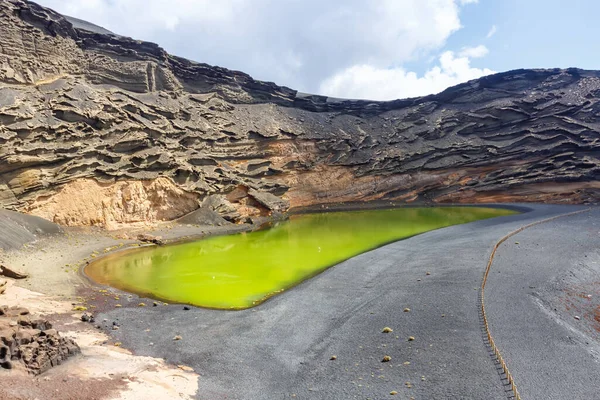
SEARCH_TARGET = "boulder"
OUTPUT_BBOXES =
[0,265,29,279]
[177,207,231,226]
[0,305,79,374]
[248,189,290,213]
[137,234,164,245]
[201,195,241,222]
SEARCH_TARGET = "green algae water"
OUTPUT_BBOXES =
[86,207,515,309]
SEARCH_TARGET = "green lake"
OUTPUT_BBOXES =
[85,207,516,309]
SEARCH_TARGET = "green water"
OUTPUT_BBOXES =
[85,207,515,309]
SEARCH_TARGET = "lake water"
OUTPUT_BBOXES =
[85,207,516,309]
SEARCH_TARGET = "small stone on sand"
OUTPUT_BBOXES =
[408,336,415,341]
[382,355,391,362]
[330,355,337,360]
[382,327,393,333]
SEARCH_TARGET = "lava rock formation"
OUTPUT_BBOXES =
[0,0,598,228]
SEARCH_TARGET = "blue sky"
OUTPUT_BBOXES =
[450,0,599,73]
[36,0,599,100]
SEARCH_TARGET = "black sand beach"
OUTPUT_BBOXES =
[90,204,599,399]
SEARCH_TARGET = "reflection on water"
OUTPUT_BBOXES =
[86,207,516,309]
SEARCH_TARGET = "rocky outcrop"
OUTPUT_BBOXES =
[23,178,201,229]
[0,0,599,228]
[0,306,80,374]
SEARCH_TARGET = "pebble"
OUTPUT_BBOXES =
[183,306,190,311]
[390,391,398,395]
[403,308,411,312]
[330,355,337,360]
[382,355,391,362]
[408,336,415,341]
[173,335,182,341]
[382,327,393,333]
[574,315,581,320]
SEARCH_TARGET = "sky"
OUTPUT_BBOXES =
[36,0,600,101]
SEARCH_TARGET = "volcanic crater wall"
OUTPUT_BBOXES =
[0,0,599,228]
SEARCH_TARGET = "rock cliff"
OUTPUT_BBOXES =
[1,0,599,228]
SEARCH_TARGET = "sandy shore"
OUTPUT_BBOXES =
[0,219,253,400]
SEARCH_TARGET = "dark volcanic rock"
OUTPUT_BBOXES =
[177,207,231,226]
[0,306,80,374]
[0,265,29,280]
[248,188,290,213]
[0,0,598,229]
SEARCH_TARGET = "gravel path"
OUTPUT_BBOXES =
[486,207,600,400]
[96,204,597,399]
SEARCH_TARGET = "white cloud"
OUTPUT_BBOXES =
[486,25,497,38]
[459,45,489,58]
[36,0,481,95]
[319,50,495,100]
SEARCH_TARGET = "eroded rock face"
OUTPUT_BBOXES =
[0,306,80,374]
[24,178,201,229]
[0,0,599,228]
